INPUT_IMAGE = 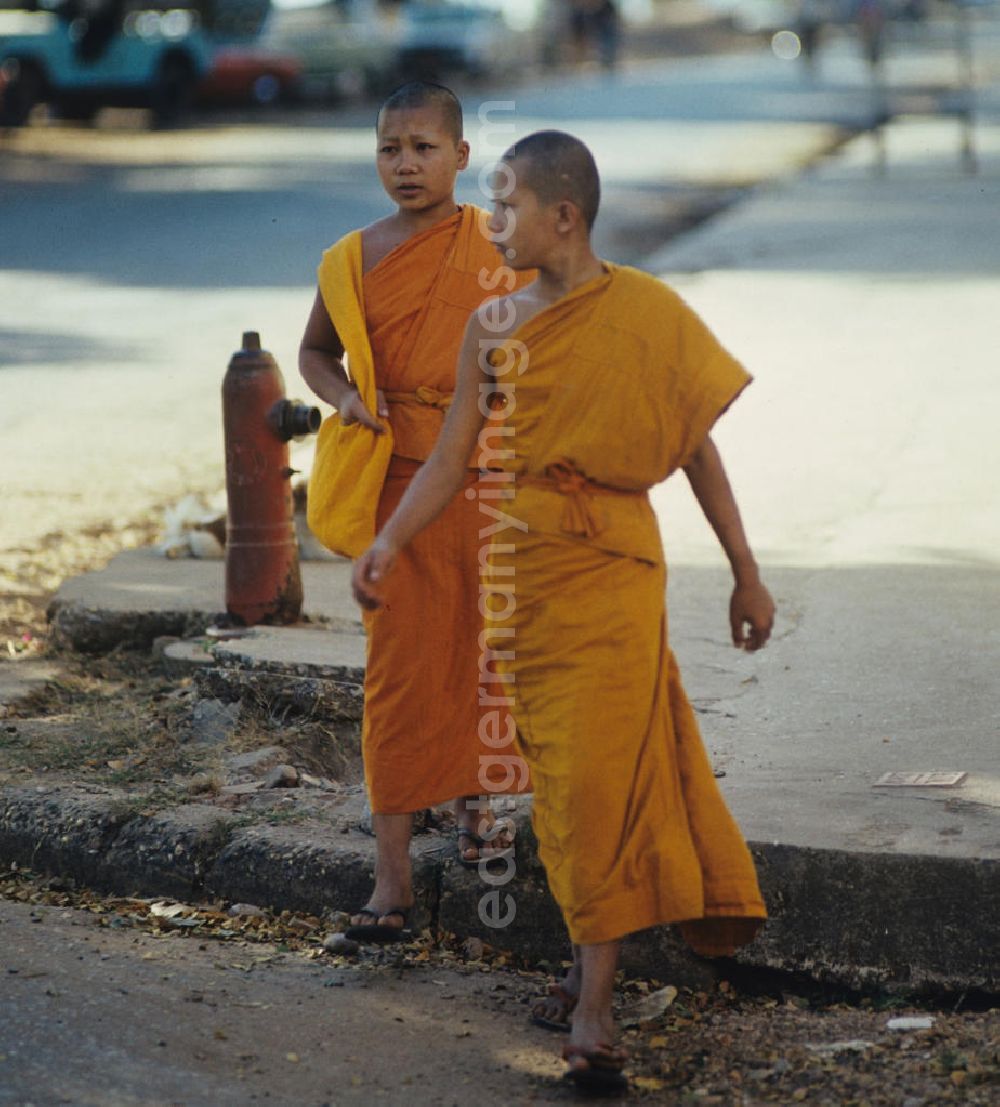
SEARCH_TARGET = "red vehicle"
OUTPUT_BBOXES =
[198,42,300,106]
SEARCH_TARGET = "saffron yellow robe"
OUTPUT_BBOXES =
[317,207,529,813]
[485,264,766,953]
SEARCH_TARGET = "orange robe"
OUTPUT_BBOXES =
[485,264,767,952]
[320,206,529,814]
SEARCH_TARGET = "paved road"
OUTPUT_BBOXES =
[4,892,997,1107]
[0,895,566,1106]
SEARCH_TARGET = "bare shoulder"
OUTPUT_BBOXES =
[470,283,543,342]
[361,215,405,274]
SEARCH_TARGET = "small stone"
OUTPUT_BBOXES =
[227,903,267,919]
[323,933,360,956]
[219,782,265,797]
[225,746,290,776]
[263,764,299,789]
[298,771,339,791]
[462,937,485,960]
[188,698,239,746]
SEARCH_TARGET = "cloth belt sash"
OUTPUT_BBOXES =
[383,386,454,411]
[520,458,645,539]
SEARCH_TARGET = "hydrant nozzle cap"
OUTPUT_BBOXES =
[242,331,262,352]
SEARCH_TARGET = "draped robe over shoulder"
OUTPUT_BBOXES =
[485,264,766,953]
[317,206,529,813]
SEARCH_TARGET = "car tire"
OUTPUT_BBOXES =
[57,101,100,124]
[0,60,44,127]
[150,54,195,129]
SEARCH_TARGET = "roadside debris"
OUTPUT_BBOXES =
[874,772,967,788]
[888,1015,937,1031]
[620,984,679,1027]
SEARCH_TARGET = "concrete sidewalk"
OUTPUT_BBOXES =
[4,118,999,994]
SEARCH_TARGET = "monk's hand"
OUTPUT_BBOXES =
[351,539,397,610]
[730,578,775,652]
[338,387,386,434]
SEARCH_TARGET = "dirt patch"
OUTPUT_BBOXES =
[0,647,362,805]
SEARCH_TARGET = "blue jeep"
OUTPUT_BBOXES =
[0,0,217,125]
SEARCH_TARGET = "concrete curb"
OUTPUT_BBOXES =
[48,601,221,655]
[2,785,995,996]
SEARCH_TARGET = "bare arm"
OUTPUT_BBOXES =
[298,289,386,430]
[683,434,774,650]
[351,314,491,608]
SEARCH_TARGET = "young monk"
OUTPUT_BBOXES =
[299,82,530,942]
[351,130,775,1090]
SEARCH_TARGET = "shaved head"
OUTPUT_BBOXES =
[503,131,600,230]
[377,81,464,141]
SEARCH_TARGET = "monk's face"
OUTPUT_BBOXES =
[487,160,553,269]
[376,106,470,213]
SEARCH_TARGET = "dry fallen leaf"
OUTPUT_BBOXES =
[620,985,678,1027]
[149,901,189,920]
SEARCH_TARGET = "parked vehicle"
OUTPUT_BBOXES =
[197,40,300,105]
[0,0,216,126]
[396,0,526,81]
[266,0,397,102]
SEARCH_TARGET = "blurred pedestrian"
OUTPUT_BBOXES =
[797,0,825,72]
[856,0,887,67]
[568,0,620,71]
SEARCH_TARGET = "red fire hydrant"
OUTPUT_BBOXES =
[222,331,320,626]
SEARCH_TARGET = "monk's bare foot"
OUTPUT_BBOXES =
[454,795,514,863]
[531,960,581,1030]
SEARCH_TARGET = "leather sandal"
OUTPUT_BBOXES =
[562,1042,629,1096]
[344,905,411,944]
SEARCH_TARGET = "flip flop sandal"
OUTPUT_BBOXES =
[455,826,514,869]
[455,827,487,868]
[562,1043,629,1096]
[530,981,578,1032]
[344,906,411,944]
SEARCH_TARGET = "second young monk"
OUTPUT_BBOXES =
[299,82,530,941]
[351,130,775,1091]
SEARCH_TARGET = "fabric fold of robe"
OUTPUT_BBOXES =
[306,230,394,558]
[331,206,530,813]
[484,263,766,954]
